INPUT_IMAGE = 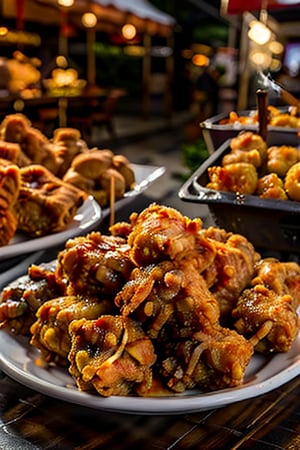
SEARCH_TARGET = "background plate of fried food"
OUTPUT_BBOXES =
[0,164,165,261]
[0,329,300,415]
[0,195,102,261]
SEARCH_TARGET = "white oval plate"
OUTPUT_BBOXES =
[0,330,300,415]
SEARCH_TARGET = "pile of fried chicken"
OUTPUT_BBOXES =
[0,113,135,245]
[1,203,299,398]
[206,130,300,201]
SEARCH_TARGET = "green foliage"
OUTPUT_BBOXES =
[182,138,209,174]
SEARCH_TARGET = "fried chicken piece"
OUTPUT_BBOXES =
[0,113,30,142]
[127,203,202,266]
[56,231,135,297]
[19,127,61,174]
[14,164,87,236]
[0,209,17,246]
[109,220,134,239]
[71,148,113,179]
[284,161,300,201]
[98,167,126,200]
[0,260,63,335]
[207,162,258,195]
[222,148,262,168]
[251,257,300,309]
[232,257,300,354]
[0,140,20,163]
[267,145,300,178]
[112,154,135,190]
[229,131,268,161]
[269,113,300,128]
[115,260,220,340]
[0,113,61,174]
[52,127,88,177]
[161,324,254,393]
[233,285,299,354]
[63,149,129,207]
[256,173,288,200]
[0,158,20,209]
[30,295,112,366]
[200,227,260,323]
[68,315,157,396]
[0,159,20,245]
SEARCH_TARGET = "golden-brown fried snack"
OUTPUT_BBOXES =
[0,158,20,209]
[0,140,20,163]
[98,167,126,200]
[113,154,135,190]
[267,145,300,178]
[230,131,268,161]
[222,148,262,168]
[0,260,63,335]
[284,161,300,201]
[68,315,157,396]
[0,209,17,246]
[207,162,258,195]
[71,149,113,179]
[256,173,288,200]
[14,164,87,236]
[0,113,31,142]
[30,295,112,366]
[52,127,88,177]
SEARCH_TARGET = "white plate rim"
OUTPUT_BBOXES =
[1,330,300,415]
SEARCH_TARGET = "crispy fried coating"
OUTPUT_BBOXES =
[30,295,112,366]
[56,231,134,297]
[52,127,88,177]
[267,145,300,178]
[256,173,288,200]
[233,258,300,353]
[200,227,260,323]
[284,161,300,201]
[161,324,254,393]
[233,285,299,354]
[207,162,258,195]
[68,315,157,396]
[14,164,87,236]
[115,260,220,340]
[127,203,202,266]
[0,260,62,335]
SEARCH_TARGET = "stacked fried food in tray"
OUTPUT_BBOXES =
[0,113,135,246]
[206,130,300,200]
[0,203,299,398]
[219,105,300,129]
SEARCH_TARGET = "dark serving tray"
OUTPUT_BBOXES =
[200,107,300,153]
[178,139,300,252]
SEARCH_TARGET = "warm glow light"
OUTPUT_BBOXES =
[268,40,284,55]
[0,26,8,36]
[57,0,74,6]
[56,55,68,68]
[192,54,210,67]
[81,12,97,28]
[122,24,137,40]
[248,21,272,45]
[249,49,272,69]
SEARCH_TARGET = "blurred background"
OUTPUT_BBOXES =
[1,0,300,125]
